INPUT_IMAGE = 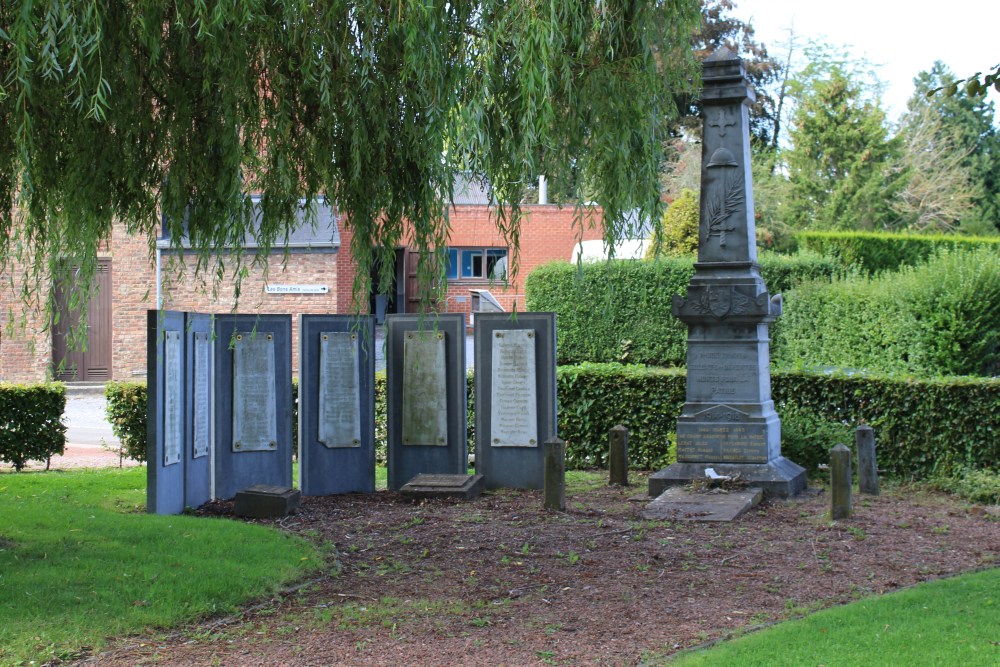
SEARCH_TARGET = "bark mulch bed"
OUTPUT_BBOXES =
[80,474,998,667]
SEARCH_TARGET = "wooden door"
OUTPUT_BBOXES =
[52,259,113,381]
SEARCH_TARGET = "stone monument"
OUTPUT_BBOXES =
[649,49,806,497]
[146,310,187,515]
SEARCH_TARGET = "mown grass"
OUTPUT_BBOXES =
[0,467,324,666]
[663,568,1000,666]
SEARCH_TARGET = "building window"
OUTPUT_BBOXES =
[446,248,507,281]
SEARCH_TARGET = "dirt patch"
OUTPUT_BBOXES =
[80,475,998,666]
[10,445,138,472]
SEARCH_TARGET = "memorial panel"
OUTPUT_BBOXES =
[318,332,362,448]
[491,329,538,448]
[232,332,278,452]
[402,331,448,447]
[192,333,210,459]
[676,421,770,463]
[163,330,183,466]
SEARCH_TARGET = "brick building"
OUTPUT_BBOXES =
[0,188,604,383]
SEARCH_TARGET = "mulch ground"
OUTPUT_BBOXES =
[79,474,998,667]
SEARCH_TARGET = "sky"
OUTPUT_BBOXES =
[730,0,1000,124]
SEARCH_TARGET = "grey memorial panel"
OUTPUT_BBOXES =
[214,315,293,500]
[146,310,187,515]
[185,313,213,509]
[232,332,278,452]
[491,330,538,448]
[192,332,211,459]
[402,332,448,447]
[475,313,557,490]
[650,49,805,498]
[318,332,361,449]
[163,330,183,467]
[386,314,467,491]
[299,315,376,496]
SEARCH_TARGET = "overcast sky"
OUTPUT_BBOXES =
[730,0,1000,124]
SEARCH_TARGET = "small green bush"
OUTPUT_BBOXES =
[773,249,1000,377]
[0,383,66,471]
[795,230,1000,274]
[646,189,700,258]
[931,469,1000,505]
[105,381,148,463]
[525,252,841,366]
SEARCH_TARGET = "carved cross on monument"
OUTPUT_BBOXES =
[649,49,807,499]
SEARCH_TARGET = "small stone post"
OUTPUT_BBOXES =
[544,436,566,511]
[609,425,629,486]
[830,444,852,520]
[856,425,879,496]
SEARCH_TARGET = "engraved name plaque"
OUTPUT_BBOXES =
[491,329,538,447]
[318,332,361,448]
[163,330,183,466]
[192,333,210,459]
[402,331,447,446]
[232,332,278,452]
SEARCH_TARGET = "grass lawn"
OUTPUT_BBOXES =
[0,467,325,666]
[664,567,1000,666]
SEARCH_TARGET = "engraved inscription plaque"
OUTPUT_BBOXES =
[491,329,538,447]
[192,333,210,459]
[318,332,361,448]
[163,331,183,466]
[232,333,278,452]
[686,345,761,401]
[676,422,770,463]
[402,331,448,446]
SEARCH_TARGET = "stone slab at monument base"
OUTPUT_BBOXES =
[642,487,762,522]
[400,474,485,500]
[234,485,302,518]
[649,457,807,498]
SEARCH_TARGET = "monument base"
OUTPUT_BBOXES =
[649,457,807,498]
[400,474,485,500]
[234,485,302,518]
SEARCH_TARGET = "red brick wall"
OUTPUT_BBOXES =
[0,249,51,382]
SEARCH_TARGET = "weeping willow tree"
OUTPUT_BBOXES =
[0,0,701,317]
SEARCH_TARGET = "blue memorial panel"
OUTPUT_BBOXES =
[474,313,557,489]
[299,315,376,495]
[213,315,293,499]
[146,310,187,515]
[184,313,213,508]
[386,314,467,491]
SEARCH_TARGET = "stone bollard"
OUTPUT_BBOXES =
[544,437,566,511]
[856,425,879,496]
[830,443,852,520]
[609,425,629,486]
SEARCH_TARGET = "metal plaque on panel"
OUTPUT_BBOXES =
[193,333,211,459]
[318,331,361,448]
[163,330,183,466]
[232,332,278,452]
[491,329,538,447]
[402,331,448,446]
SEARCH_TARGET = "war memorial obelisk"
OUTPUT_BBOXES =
[650,50,806,497]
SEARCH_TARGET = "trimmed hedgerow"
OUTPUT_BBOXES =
[772,249,1000,377]
[105,381,148,463]
[525,252,841,366]
[795,229,1000,274]
[0,383,66,471]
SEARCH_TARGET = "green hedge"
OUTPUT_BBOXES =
[0,383,66,471]
[554,364,999,478]
[100,366,1000,480]
[105,382,148,463]
[795,230,1000,274]
[773,249,1000,377]
[524,252,842,366]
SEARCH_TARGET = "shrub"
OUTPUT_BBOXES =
[930,469,1000,505]
[795,230,1000,274]
[0,383,66,471]
[773,249,1000,377]
[646,189,699,258]
[105,382,148,463]
[525,252,841,366]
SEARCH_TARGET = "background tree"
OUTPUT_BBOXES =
[784,62,901,230]
[908,62,1000,234]
[0,0,701,308]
